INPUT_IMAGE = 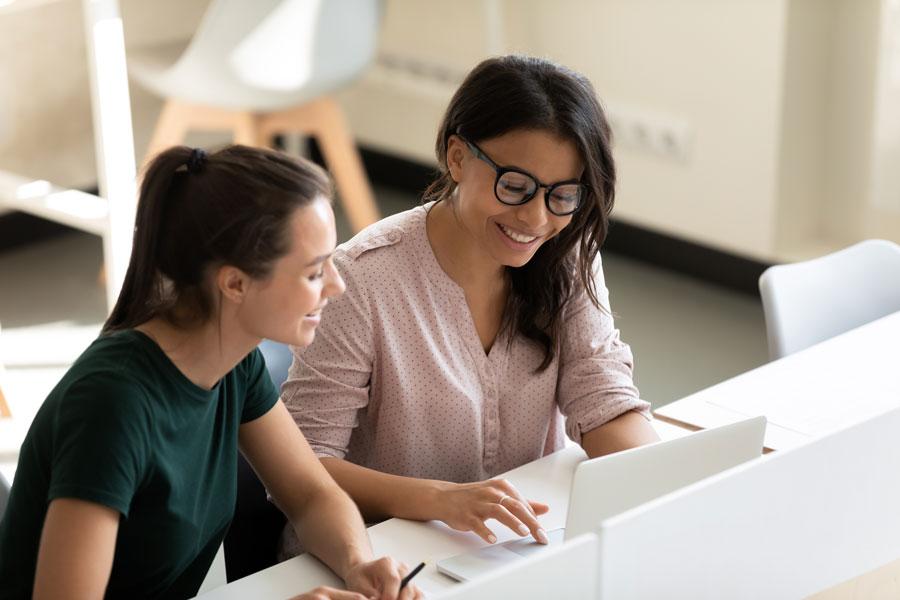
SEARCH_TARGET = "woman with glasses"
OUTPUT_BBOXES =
[280,55,659,556]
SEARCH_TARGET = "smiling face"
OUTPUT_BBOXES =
[446,128,583,269]
[236,196,345,348]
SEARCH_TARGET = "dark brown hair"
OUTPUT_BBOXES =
[424,55,616,371]
[102,145,331,334]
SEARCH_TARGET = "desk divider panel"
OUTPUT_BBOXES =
[438,533,598,599]
[595,405,900,599]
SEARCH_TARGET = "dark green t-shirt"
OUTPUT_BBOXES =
[0,330,278,599]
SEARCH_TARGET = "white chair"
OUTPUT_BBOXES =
[127,0,382,232]
[759,239,900,360]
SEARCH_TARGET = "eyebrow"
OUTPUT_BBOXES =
[305,252,333,267]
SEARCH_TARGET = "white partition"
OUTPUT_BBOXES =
[595,406,900,599]
[437,534,598,600]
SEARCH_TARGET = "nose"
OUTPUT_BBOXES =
[514,188,551,230]
[324,260,346,299]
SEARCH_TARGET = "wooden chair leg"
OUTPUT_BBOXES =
[310,98,380,232]
[263,98,380,233]
[144,100,192,168]
[0,387,9,419]
[0,325,8,418]
[233,113,266,148]
[146,101,264,165]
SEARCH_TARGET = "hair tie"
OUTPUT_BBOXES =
[186,148,207,174]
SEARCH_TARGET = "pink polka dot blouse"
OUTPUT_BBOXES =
[282,204,651,483]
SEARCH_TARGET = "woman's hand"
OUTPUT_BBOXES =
[290,587,368,600]
[430,478,550,545]
[289,555,423,600]
[344,556,423,600]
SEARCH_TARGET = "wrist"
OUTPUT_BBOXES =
[384,477,450,521]
[415,479,453,521]
[338,545,372,581]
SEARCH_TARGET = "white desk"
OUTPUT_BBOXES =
[655,310,900,450]
[196,419,688,599]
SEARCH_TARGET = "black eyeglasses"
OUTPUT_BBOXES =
[459,135,587,216]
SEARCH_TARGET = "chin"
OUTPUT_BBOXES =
[497,250,538,269]
[269,327,315,349]
[290,334,313,349]
[295,326,318,348]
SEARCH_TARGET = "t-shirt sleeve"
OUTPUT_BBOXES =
[240,347,279,424]
[48,376,153,517]
[556,255,652,445]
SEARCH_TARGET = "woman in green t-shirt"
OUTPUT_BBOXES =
[0,146,420,600]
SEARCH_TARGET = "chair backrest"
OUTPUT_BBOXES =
[170,0,381,105]
[759,239,900,360]
[258,340,294,392]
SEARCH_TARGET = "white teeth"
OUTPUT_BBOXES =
[499,223,537,243]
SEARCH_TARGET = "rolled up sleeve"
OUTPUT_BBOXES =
[282,253,373,459]
[556,256,651,445]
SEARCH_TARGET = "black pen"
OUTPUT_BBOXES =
[399,561,426,590]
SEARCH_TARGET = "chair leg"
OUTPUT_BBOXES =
[262,98,380,233]
[145,101,266,165]
[0,324,8,418]
[144,100,192,167]
[0,387,9,419]
[311,98,380,232]
[233,113,267,148]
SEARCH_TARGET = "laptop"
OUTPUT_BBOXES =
[439,533,600,600]
[436,416,767,582]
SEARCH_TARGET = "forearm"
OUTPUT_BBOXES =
[321,457,446,522]
[581,410,660,458]
[289,482,373,580]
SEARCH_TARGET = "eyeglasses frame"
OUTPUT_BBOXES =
[457,134,587,217]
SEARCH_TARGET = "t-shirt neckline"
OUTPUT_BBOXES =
[122,329,222,399]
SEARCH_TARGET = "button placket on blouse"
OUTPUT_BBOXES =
[456,299,499,476]
[443,284,500,476]
[481,332,508,476]
[418,207,503,477]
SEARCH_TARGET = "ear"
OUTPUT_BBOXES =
[216,265,249,304]
[446,135,467,183]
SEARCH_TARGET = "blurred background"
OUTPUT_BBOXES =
[3,0,900,479]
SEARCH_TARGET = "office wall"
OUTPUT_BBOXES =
[340,0,900,262]
[532,0,786,261]
[2,0,899,262]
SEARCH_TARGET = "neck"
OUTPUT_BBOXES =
[426,200,505,290]
[136,315,259,390]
